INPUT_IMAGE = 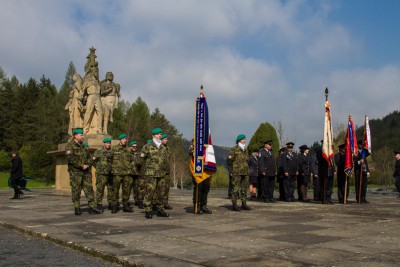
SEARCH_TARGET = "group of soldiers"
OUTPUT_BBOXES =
[65,127,172,219]
[228,134,372,210]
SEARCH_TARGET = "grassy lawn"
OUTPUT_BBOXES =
[0,172,54,190]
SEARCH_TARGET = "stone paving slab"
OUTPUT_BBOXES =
[0,189,400,266]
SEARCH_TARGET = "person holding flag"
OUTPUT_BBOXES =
[335,144,348,204]
[190,86,217,214]
[354,140,370,203]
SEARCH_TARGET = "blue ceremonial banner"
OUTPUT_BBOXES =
[191,86,217,184]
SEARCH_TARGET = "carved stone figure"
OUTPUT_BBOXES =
[100,72,121,134]
[65,73,84,136]
[82,73,103,134]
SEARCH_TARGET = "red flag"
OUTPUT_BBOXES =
[344,115,358,176]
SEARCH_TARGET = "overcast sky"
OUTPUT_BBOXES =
[1,0,399,147]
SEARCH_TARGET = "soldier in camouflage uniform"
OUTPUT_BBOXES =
[227,134,251,211]
[92,137,114,211]
[161,134,173,210]
[65,128,101,215]
[129,141,141,206]
[110,134,134,213]
[141,128,169,219]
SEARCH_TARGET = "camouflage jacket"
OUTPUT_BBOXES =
[65,140,89,172]
[161,144,171,175]
[130,151,141,176]
[92,148,112,175]
[110,143,133,175]
[227,145,249,176]
[140,142,165,178]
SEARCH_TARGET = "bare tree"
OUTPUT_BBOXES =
[333,122,346,146]
[273,120,290,147]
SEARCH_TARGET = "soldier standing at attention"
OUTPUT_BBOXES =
[258,140,277,203]
[110,134,134,213]
[65,128,101,215]
[189,139,213,214]
[276,147,287,201]
[161,134,173,210]
[248,148,259,201]
[92,137,113,212]
[282,142,298,202]
[335,144,348,203]
[297,145,312,202]
[393,150,400,198]
[129,141,141,207]
[228,134,251,211]
[141,128,169,219]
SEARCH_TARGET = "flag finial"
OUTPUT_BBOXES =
[324,87,329,101]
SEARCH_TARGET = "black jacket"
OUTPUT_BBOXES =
[258,148,276,176]
[248,155,259,177]
[394,159,400,177]
[298,153,312,176]
[10,156,23,179]
[335,152,345,179]
[282,151,298,175]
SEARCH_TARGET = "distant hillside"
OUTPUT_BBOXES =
[357,110,400,150]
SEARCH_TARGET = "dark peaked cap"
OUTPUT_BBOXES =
[264,140,273,145]
[286,142,294,147]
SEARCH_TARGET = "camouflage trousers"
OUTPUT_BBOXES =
[96,174,114,206]
[143,176,166,212]
[231,175,249,204]
[130,175,139,203]
[69,170,96,208]
[111,175,132,206]
[152,174,171,205]
[136,176,148,203]
[192,177,211,206]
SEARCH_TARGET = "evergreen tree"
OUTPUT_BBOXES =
[108,100,129,138]
[0,68,15,150]
[126,97,150,145]
[248,122,279,156]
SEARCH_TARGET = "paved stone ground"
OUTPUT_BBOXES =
[0,189,399,267]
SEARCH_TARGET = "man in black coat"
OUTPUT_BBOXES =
[282,142,298,202]
[297,145,312,202]
[258,140,277,203]
[354,140,370,203]
[276,147,287,201]
[10,150,24,199]
[335,144,348,203]
[315,143,335,204]
[394,150,400,198]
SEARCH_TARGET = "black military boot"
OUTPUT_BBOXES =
[241,201,252,210]
[145,211,153,219]
[232,202,241,212]
[194,204,203,214]
[10,194,18,200]
[89,206,102,214]
[157,209,169,217]
[164,203,173,210]
[123,205,134,212]
[18,191,24,199]
[201,205,212,214]
[74,208,81,215]
[111,205,118,213]
[97,204,104,212]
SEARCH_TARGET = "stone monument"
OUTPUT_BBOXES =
[48,47,120,192]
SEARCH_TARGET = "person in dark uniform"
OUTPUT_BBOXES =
[354,140,370,203]
[10,150,24,199]
[276,147,287,201]
[248,148,259,201]
[282,142,298,202]
[315,141,335,204]
[258,140,277,203]
[297,145,312,202]
[335,144,348,204]
[394,150,400,198]
[313,144,323,201]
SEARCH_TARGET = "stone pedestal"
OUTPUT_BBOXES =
[48,134,118,193]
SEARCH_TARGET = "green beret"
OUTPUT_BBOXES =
[129,141,137,146]
[236,134,246,142]
[151,128,162,135]
[83,142,89,147]
[73,128,84,135]
[147,139,152,143]
[103,138,112,143]
[161,133,168,139]
[118,133,127,140]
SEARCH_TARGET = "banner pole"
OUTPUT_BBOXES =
[195,182,199,214]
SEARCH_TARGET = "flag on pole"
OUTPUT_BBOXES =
[322,100,334,167]
[190,86,217,184]
[344,115,358,176]
[361,115,372,158]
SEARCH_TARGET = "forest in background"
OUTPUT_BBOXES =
[0,63,398,188]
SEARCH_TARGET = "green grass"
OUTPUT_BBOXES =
[0,172,54,190]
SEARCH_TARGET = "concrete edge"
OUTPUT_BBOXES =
[0,221,145,267]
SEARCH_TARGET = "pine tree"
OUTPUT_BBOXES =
[126,97,150,145]
[248,122,279,156]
